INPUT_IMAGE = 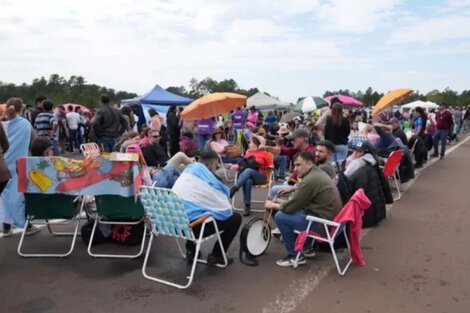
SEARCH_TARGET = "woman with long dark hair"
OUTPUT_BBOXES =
[324,103,350,162]
[166,105,181,156]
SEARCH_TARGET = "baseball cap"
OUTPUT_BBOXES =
[352,141,376,154]
[287,128,309,140]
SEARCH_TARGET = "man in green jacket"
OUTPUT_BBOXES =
[265,151,342,267]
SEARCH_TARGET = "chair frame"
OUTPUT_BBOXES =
[80,142,101,158]
[294,216,352,276]
[231,169,274,213]
[87,196,147,259]
[382,149,404,201]
[139,186,228,289]
[17,196,85,258]
[217,154,236,182]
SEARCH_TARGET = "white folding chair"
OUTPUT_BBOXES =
[138,186,228,289]
[231,169,274,213]
[80,142,101,158]
[294,216,352,276]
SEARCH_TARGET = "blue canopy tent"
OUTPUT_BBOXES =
[121,85,193,129]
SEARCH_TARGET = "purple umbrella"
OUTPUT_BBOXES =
[325,95,363,107]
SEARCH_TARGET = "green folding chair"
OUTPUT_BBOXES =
[87,195,147,258]
[17,193,84,258]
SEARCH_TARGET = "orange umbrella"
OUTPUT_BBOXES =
[181,92,246,120]
[372,88,414,116]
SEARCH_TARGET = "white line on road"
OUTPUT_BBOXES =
[261,136,470,313]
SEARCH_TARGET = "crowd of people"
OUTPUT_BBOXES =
[0,94,468,268]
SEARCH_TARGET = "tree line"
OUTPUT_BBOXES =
[1,74,469,109]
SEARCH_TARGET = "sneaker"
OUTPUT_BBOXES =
[439,156,444,159]
[276,255,307,267]
[24,225,41,236]
[271,227,281,237]
[1,228,12,238]
[430,153,439,158]
[243,206,251,217]
[207,254,234,266]
[303,248,316,258]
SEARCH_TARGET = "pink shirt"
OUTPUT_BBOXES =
[150,115,164,131]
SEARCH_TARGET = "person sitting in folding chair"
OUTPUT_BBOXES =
[172,150,242,266]
[209,129,242,165]
[229,135,274,216]
[265,151,342,267]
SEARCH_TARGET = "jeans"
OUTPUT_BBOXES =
[334,144,348,162]
[99,136,117,152]
[197,134,211,150]
[274,211,321,256]
[433,129,449,157]
[269,183,296,199]
[152,164,180,188]
[186,212,242,257]
[69,129,79,151]
[52,139,60,156]
[234,168,266,206]
[274,155,287,179]
[221,156,243,164]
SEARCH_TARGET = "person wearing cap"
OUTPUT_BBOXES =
[389,118,408,146]
[229,135,274,216]
[284,128,316,184]
[344,141,378,178]
[432,102,453,159]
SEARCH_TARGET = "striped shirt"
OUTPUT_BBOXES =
[34,112,57,137]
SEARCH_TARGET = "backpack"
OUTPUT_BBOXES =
[335,160,352,205]
[110,219,145,246]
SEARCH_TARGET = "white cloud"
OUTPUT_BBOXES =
[314,0,403,33]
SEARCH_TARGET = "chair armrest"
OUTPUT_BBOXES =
[305,215,340,227]
[189,215,211,228]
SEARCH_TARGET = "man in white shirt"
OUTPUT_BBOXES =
[66,105,81,152]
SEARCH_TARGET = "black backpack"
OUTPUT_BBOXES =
[335,160,352,205]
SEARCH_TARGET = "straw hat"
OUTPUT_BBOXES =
[277,125,290,135]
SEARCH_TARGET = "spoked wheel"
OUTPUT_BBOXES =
[245,217,272,257]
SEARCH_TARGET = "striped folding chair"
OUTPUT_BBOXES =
[138,186,228,289]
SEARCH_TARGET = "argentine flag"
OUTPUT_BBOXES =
[172,163,232,221]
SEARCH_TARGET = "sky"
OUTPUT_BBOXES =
[1,0,469,103]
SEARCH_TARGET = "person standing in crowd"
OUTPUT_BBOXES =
[148,108,164,131]
[195,117,214,150]
[453,106,463,138]
[432,103,453,159]
[246,106,259,129]
[412,106,427,139]
[54,105,68,155]
[0,98,39,236]
[324,102,350,162]
[66,105,81,152]
[92,94,128,152]
[30,95,47,126]
[265,111,276,130]
[0,122,11,224]
[120,106,134,132]
[231,107,245,132]
[166,104,181,156]
[34,99,58,156]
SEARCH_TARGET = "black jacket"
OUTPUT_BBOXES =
[92,104,127,138]
[143,144,169,167]
[349,163,387,228]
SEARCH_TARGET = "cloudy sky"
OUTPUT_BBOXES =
[1,0,469,102]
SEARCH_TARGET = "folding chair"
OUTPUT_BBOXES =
[18,194,84,258]
[293,189,372,276]
[217,154,236,182]
[382,149,404,201]
[138,186,228,289]
[80,142,101,158]
[231,169,274,213]
[87,195,147,258]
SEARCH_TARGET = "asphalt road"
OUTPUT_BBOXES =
[1,138,469,313]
